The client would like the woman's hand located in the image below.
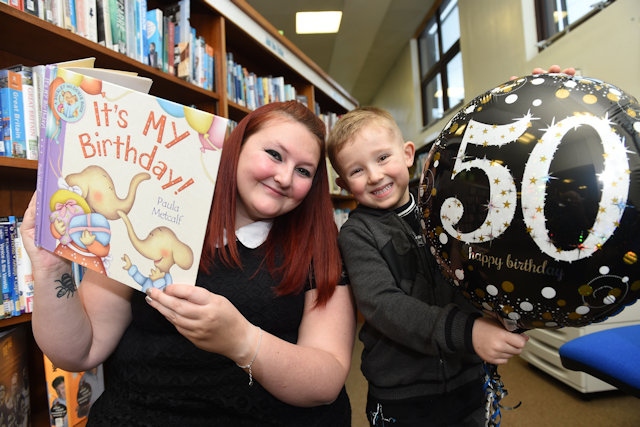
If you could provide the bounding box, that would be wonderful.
[532,64,576,75]
[145,284,256,363]
[20,193,71,273]
[511,65,577,81]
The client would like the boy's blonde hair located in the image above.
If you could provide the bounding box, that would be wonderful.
[327,106,403,176]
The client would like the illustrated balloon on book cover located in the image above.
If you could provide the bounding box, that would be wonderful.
[156,99,227,152]
[418,73,640,332]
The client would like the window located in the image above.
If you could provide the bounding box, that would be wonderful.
[536,0,615,49]
[416,0,463,128]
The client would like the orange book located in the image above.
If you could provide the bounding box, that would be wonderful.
[43,355,105,427]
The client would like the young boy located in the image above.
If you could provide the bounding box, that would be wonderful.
[327,107,528,426]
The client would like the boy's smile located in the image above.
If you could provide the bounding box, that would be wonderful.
[336,124,414,211]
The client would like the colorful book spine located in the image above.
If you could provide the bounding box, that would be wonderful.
[109,0,127,54]
[0,69,27,158]
[146,8,164,69]
[134,0,147,63]
[0,216,19,318]
[15,220,34,314]
[8,65,39,160]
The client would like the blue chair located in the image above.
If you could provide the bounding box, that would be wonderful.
[559,324,640,398]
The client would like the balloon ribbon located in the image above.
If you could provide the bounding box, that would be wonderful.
[483,362,521,427]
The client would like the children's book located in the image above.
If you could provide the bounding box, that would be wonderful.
[34,64,228,292]
[43,355,105,427]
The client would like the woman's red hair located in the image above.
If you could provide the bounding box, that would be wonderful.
[200,101,342,306]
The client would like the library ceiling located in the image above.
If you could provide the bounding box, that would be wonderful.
[245,0,436,105]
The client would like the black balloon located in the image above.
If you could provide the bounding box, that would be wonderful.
[418,73,640,330]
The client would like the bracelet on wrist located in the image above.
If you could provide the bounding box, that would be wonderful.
[236,326,263,386]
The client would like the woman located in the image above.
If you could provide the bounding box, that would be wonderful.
[21,101,356,426]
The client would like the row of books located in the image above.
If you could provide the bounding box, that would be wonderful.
[3,0,216,91]
[1,216,33,320]
[225,52,343,139]
[226,52,298,110]
[1,65,40,159]
[0,324,105,427]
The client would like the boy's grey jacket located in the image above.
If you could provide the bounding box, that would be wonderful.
[339,204,483,401]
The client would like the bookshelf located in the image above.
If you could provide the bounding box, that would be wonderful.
[0,1,357,425]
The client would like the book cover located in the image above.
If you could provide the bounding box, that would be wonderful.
[0,69,27,158]
[43,355,105,427]
[34,65,227,292]
[0,325,31,427]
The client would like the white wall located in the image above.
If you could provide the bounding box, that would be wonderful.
[371,0,640,149]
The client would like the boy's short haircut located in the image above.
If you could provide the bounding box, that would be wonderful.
[327,106,403,175]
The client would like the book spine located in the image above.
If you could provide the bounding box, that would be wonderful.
[51,0,64,27]
[109,0,127,54]
[7,217,20,316]
[24,0,38,15]
[146,9,164,69]
[85,0,98,43]
[9,65,39,160]
[134,0,147,63]
[15,221,34,314]
[166,15,175,75]
[96,0,113,50]
[7,0,24,10]
[0,70,27,158]
[74,0,88,39]
[34,64,55,249]
[62,0,77,32]
[124,0,137,60]
[0,219,16,318]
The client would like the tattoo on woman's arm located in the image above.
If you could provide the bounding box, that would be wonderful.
[55,273,77,298]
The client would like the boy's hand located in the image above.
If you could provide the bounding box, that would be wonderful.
[472,317,529,365]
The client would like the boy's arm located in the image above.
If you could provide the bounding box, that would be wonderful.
[339,220,477,355]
